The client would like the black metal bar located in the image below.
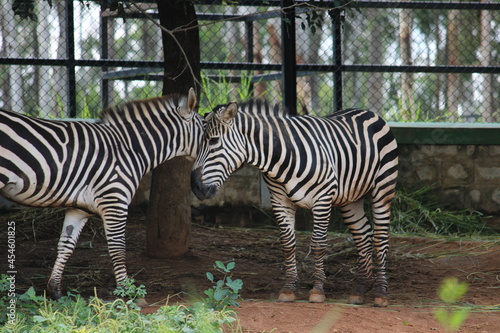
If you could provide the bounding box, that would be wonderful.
[298,64,500,74]
[245,20,255,96]
[281,0,297,115]
[66,0,76,117]
[347,0,500,10]
[207,0,500,10]
[331,8,343,112]
[100,1,109,110]
[1,57,498,75]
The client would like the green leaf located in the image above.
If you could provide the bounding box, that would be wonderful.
[226,279,243,292]
[438,278,468,304]
[448,308,470,331]
[206,272,214,282]
[215,261,227,271]
[434,308,449,328]
[227,261,235,271]
[214,289,229,301]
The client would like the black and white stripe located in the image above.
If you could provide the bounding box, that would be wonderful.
[191,100,398,306]
[1,88,203,298]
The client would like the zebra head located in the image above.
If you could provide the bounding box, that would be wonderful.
[191,102,246,200]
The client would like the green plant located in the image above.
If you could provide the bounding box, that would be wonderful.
[390,185,488,235]
[0,275,47,326]
[434,277,470,332]
[112,277,147,309]
[1,284,240,332]
[204,261,244,311]
[200,71,255,115]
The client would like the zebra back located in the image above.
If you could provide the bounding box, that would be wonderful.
[0,91,203,210]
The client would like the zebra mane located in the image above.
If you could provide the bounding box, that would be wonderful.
[98,93,186,125]
[236,99,289,118]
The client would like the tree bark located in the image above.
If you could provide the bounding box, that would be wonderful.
[146,0,200,258]
[445,9,460,122]
[479,6,495,122]
[399,8,413,120]
[366,8,384,114]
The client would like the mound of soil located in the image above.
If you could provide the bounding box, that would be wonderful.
[1,207,499,332]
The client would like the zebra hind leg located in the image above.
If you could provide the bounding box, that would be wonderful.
[370,195,394,307]
[47,209,89,299]
[340,201,375,305]
[101,209,129,292]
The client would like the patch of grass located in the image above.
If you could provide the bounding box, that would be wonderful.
[0,262,242,333]
[391,185,489,236]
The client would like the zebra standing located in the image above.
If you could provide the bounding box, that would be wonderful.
[0,88,203,299]
[191,100,398,307]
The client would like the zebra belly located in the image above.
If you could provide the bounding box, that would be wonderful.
[0,172,95,210]
[283,174,372,209]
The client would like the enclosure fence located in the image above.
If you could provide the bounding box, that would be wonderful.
[0,0,498,125]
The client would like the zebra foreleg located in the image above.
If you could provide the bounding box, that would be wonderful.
[273,203,299,302]
[47,209,89,299]
[308,205,331,303]
[340,201,374,305]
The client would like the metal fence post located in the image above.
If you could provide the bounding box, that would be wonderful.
[66,0,76,117]
[281,0,297,115]
[331,8,343,112]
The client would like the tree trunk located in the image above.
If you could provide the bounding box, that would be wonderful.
[479,7,495,122]
[445,9,460,122]
[36,1,54,117]
[1,0,23,112]
[146,0,200,258]
[399,8,413,120]
[54,0,68,117]
[366,8,385,114]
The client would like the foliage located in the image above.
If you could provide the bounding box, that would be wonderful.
[112,277,147,309]
[200,72,255,115]
[0,262,242,332]
[390,185,488,235]
[204,261,244,311]
[325,184,489,236]
[434,277,470,332]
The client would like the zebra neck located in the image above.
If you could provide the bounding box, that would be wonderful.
[243,115,287,176]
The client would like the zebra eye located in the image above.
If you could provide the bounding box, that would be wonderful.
[209,137,219,146]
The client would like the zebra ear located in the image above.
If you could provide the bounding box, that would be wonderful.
[221,102,238,123]
[179,87,197,119]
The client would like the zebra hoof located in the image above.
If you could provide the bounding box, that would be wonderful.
[308,291,326,303]
[278,292,296,302]
[348,295,365,305]
[374,296,388,307]
[47,281,63,300]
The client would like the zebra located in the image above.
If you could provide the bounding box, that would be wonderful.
[191,100,398,307]
[0,88,203,299]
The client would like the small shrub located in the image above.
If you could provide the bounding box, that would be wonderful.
[434,277,470,332]
[204,261,244,311]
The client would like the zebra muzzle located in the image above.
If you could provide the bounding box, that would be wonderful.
[190,167,218,200]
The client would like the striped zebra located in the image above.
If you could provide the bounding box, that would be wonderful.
[191,100,398,307]
[0,88,203,299]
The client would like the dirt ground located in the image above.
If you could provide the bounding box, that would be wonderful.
[1,207,499,333]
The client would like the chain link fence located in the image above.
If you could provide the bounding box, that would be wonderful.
[0,1,498,123]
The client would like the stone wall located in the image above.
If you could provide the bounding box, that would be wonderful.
[398,144,500,213]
